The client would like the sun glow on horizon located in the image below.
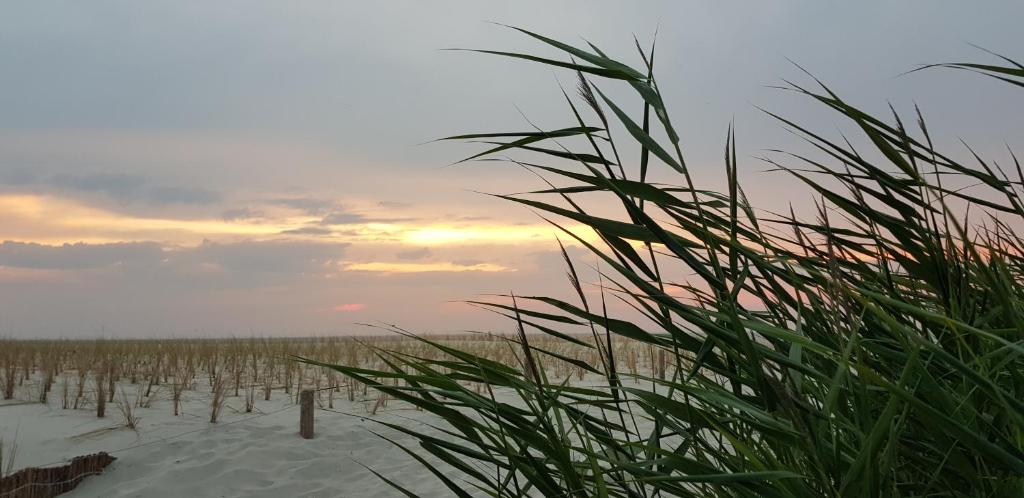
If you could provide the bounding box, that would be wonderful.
[0,193,600,249]
[401,224,598,246]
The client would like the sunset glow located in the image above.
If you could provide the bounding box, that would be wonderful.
[332,303,367,312]
[0,1,1016,341]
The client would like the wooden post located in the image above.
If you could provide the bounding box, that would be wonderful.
[96,371,106,419]
[657,349,666,381]
[300,389,314,439]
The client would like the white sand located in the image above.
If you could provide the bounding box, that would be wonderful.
[1,383,465,497]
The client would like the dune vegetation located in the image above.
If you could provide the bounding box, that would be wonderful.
[2,333,647,495]
[0,334,621,424]
[305,28,1024,497]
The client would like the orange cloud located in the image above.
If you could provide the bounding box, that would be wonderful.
[0,194,312,244]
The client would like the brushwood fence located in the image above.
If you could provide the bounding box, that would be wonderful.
[0,452,115,498]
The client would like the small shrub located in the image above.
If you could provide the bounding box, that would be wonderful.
[115,388,140,431]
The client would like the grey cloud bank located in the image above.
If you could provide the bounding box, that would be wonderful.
[1,170,222,206]
[0,239,346,274]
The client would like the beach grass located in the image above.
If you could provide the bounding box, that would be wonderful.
[305,27,1024,497]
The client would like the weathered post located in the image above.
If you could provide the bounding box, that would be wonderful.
[300,389,314,439]
[657,349,666,381]
[96,369,107,418]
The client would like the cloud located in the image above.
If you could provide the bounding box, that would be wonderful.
[50,172,146,198]
[187,239,347,274]
[333,303,366,312]
[221,207,264,221]
[377,200,412,209]
[0,239,347,275]
[281,225,333,236]
[41,172,221,205]
[451,215,493,222]
[0,168,38,185]
[320,210,412,225]
[344,261,512,273]
[319,212,368,224]
[269,197,338,215]
[148,185,220,204]
[0,240,165,270]
[267,198,413,225]
[396,247,431,260]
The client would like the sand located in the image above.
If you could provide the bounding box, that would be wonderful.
[1,382,463,497]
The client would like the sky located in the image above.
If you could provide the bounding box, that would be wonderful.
[1,1,1021,338]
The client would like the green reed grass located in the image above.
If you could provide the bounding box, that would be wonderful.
[305,28,1024,497]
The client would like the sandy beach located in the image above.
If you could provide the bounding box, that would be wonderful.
[2,378,456,497]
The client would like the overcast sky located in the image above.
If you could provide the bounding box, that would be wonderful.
[1,1,1021,337]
